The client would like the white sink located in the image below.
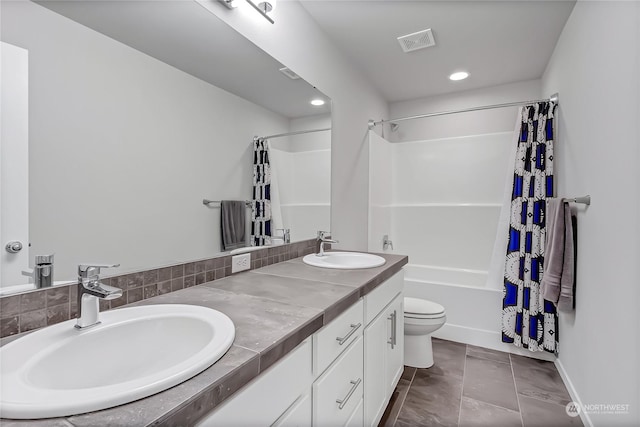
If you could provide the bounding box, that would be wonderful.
[302,252,386,269]
[0,304,235,419]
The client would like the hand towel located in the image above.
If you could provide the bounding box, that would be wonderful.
[221,200,246,251]
[541,198,575,311]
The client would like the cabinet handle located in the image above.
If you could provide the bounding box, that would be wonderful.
[336,378,362,410]
[387,310,397,349]
[335,323,361,346]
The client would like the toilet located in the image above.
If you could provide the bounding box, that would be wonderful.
[403,297,447,368]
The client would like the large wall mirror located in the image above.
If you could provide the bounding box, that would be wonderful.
[0,0,331,294]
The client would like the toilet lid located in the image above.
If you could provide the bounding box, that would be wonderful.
[404,297,445,316]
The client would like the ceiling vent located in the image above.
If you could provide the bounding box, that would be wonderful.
[279,67,301,80]
[397,28,435,53]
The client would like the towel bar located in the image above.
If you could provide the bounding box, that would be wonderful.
[203,199,252,207]
[564,195,591,205]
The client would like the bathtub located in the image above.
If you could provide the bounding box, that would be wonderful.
[402,263,554,360]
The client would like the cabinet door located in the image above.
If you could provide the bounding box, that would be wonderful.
[363,311,387,427]
[345,398,364,427]
[273,393,311,427]
[385,295,404,397]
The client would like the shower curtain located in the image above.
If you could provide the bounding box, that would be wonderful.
[251,138,272,246]
[502,101,558,354]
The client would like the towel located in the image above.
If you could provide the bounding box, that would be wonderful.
[541,198,575,311]
[221,200,246,251]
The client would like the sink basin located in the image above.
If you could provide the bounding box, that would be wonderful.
[303,252,386,269]
[0,304,235,419]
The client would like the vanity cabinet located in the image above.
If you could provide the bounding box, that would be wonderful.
[363,272,404,427]
[196,271,404,427]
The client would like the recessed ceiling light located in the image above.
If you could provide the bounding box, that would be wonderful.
[449,71,469,81]
[311,99,325,106]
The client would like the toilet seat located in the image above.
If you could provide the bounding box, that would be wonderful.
[404,297,445,319]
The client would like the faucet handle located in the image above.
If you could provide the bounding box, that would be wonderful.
[317,230,330,239]
[35,254,54,265]
[78,263,120,279]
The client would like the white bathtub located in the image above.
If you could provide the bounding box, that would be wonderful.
[402,263,554,360]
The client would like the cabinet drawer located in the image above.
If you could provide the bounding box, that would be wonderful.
[313,336,364,427]
[197,338,312,426]
[314,299,363,376]
[364,270,403,325]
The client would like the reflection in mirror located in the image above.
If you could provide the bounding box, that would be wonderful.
[269,115,332,243]
[0,0,331,295]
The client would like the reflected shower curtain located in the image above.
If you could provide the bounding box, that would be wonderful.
[251,137,272,246]
[502,101,559,354]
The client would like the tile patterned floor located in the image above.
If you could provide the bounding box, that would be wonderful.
[380,338,583,427]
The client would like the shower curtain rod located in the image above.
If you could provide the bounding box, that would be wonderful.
[255,127,331,140]
[368,93,559,129]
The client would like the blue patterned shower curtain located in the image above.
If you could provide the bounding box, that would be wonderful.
[502,102,559,353]
[251,138,272,246]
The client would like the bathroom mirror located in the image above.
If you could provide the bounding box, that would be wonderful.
[0,0,331,293]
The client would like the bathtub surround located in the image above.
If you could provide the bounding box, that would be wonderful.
[502,101,558,354]
[0,239,317,339]
[269,114,332,242]
[0,253,407,425]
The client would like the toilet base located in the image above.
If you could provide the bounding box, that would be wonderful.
[404,334,435,368]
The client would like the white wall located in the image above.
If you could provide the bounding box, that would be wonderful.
[200,0,389,250]
[1,1,290,280]
[542,1,640,425]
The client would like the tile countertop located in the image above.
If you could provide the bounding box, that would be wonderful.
[1,252,407,427]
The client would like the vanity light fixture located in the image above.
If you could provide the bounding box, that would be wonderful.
[246,0,276,24]
[218,0,237,9]
[310,99,325,106]
[449,71,469,81]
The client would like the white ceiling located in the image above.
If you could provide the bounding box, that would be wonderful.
[300,0,576,103]
[35,0,330,119]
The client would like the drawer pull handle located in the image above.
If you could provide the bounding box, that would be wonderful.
[387,310,397,349]
[336,378,362,410]
[335,323,362,345]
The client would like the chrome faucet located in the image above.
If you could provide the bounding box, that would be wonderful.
[276,228,291,244]
[316,231,338,257]
[75,263,122,329]
[22,254,55,289]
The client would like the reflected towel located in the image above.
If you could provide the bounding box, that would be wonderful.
[221,200,246,251]
[541,198,575,311]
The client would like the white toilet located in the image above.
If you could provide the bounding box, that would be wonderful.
[403,297,447,368]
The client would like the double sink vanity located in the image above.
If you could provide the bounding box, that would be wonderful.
[0,249,407,426]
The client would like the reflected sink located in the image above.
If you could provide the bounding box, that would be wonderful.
[0,304,235,419]
[303,252,386,269]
